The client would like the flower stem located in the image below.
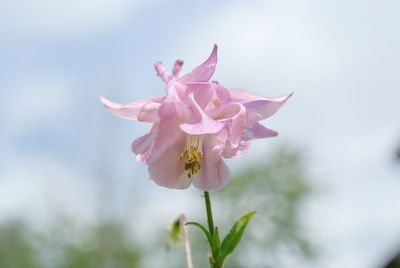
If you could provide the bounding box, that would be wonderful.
[180,214,194,268]
[204,191,214,236]
[204,191,224,268]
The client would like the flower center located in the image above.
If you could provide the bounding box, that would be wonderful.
[180,134,204,178]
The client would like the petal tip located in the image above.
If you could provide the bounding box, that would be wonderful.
[213,43,218,51]
[99,96,112,107]
[210,44,218,59]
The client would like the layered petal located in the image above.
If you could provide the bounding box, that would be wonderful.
[166,81,187,101]
[148,136,191,189]
[208,128,229,161]
[202,84,231,119]
[192,138,231,191]
[184,82,214,108]
[219,102,247,148]
[242,123,278,141]
[100,96,163,121]
[137,101,162,122]
[180,94,225,135]
[131,125,158,163]
[178,44,218,83]
[228,88,293,125]
[134,101,184,164]
[172,60,184,78]
[223,140,250,158]
[154,62,173,83]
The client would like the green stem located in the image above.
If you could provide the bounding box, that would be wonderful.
[204,191,223,268]
[204,191,214,237]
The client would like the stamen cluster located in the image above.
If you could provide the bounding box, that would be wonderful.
[180,146,202,178]
[180,134,204,178]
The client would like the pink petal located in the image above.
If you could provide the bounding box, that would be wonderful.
[184,82,214,108]
[215,84,232,104]
[192,139,230,191]
[166,81,187,101]
[228,88,293,124]
[242,123,278,141]
[208,128,229,161]
[202,84,231,119]
[148,136,191,189]
[219,102,247,148]
[137,101,161,122]
[223,140,250,158]
[154,61,173,83]
[134,101,183,164]
[178,44,218,83]
[100,96,163,121]
[131,126,158,163]
[172,60,184,78]
[180,94,225,135]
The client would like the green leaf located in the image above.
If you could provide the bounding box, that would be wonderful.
[212,227,221,259]
[218,211,257,261]
[186,221,213,249]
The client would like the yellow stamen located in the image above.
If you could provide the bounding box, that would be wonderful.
[180,134,204,178]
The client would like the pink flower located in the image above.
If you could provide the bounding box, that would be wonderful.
[100,45,292,191]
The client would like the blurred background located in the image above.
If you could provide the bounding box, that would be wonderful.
[1,0,400,267]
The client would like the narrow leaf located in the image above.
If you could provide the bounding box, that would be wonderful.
[212,227,221,258]
[219,211,257,259]
[186,221,213,249]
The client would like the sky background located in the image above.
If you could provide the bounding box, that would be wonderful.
[1,0,400,267]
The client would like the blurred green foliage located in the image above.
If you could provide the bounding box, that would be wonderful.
[0,222,41,268]
[217,146,315,267]
[0,221,141,268]
[0,146,314,268]
[61,223,141,268]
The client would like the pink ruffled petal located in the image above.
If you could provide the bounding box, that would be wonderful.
[184,82,214,108]
[242,123,278,141]
[244,97,291,124]
[192,139,230,191]
[172,60,184,78]
[208,128,228,161]
[178,44,218,83]
[201,84,231,119]
[154,62,174,83]
[166,81,187,101]
[215,84,232,105]
[219,102,247,148]
[134,101,183,164]
[148,136,191,189]
[100,96,163,121]
[223,140,250,158]
[131,125,158,163]
[137,101,162,122]
[228,88,293,124]
[180,94,225,135]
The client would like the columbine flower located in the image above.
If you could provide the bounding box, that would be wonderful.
[100,45,292,191]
